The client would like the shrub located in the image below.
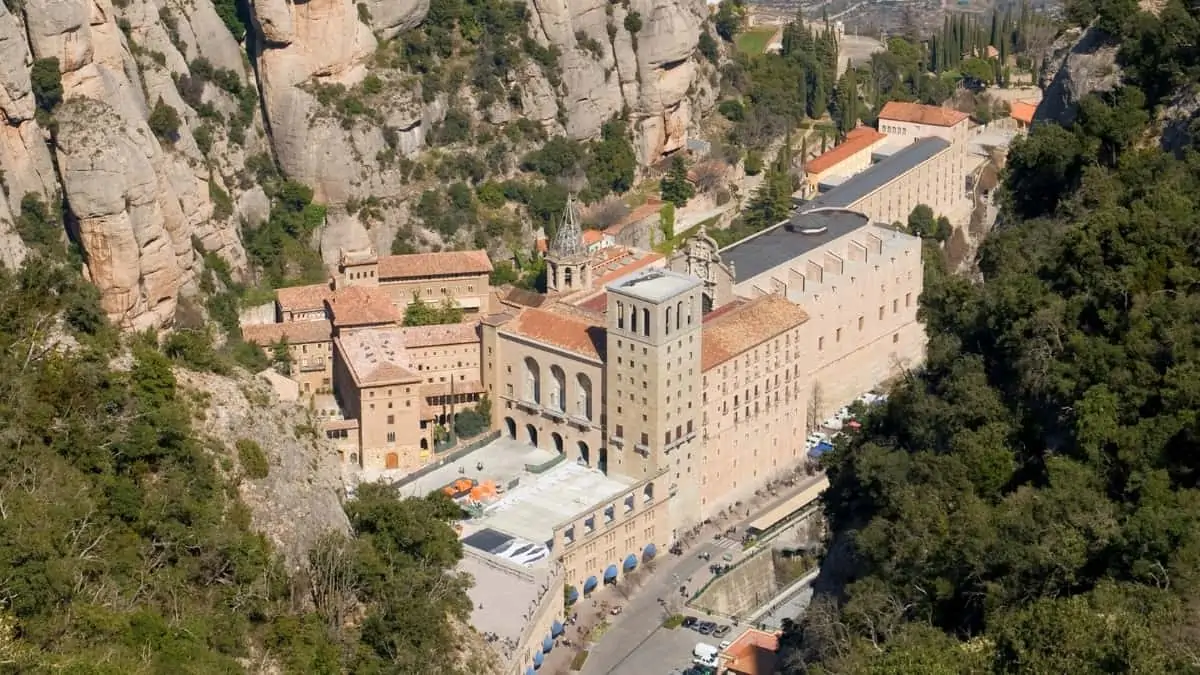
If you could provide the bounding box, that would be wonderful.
[698,31,718,62]
[362,73,383,95]
[209,179,234,220]
[624,11,643,34]
[31,58,62,113]
[236,438,269,479]
[149,97,181,143]
[453,407,489,438]
[163,328,227,373]
[194,123,214,156]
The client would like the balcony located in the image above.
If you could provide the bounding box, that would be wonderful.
[568,415,591,430]
[634,443,650,456]
[516,399,540,414]
[543,407,565,422]
[609,435,624,446]
[298,359,326,372]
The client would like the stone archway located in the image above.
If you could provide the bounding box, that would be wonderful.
[578,441,590,466]
[385,452,399,469]
[552,432,564,455]
[504,417,517,439]
[526,424,539,448]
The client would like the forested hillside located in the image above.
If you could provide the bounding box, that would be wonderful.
[783,2,1200,671]
[0,251,483,671]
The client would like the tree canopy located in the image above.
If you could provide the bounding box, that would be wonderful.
[783,8,1200,667]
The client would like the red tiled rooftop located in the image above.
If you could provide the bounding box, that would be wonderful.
[878,101,969,127]
[276,282,332,312]
[241,320,332,346]
[804,126,886,175]
[325,286,402,327]
[603,198,664,235]
[1010,100,1037,125]
[702,295,808,371]
[399,322,480,348]
[502,306,606,361]
[378,250,493,279]
[594,251,666,287]
[335,328,422,387]
[722,629,781,675]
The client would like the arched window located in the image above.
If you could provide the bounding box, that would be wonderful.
[676,301,682,330]
[526,424,539,447]
[504,417,517,439]
[552,432,564,455]
[549,365,566,411]
[665,306,672,335]
[631,304,639,333]
[642,308,650,336]
[523,357,541,404]
[576,373,593,420]
[617,302,625,329]
[578,441,590,466]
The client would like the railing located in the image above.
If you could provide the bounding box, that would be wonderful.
[389,429,502,490]
[525,453,566,474]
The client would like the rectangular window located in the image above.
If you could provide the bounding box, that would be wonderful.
[818,336,824,351]
[640,432,649,446]
[615,424,624,438]
[858,316,864,331]
[386,431,396,443]
[893,333,900,343]
[879,305,885,320]
[836,328,842,342]
[906,292,912,307]
[386,415,394,424]
[893,299,899,313]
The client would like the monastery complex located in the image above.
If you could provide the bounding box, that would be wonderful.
[240,102,993,674]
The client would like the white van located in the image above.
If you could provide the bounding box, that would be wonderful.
[693,642,719,667]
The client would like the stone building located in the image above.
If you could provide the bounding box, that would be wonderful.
[336,247,495,316]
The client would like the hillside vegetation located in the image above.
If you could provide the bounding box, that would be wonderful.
[0,253,478,672]
[783,2,1200,672]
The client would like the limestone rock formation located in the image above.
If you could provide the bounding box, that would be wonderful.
[177,367,352,568]
[1036,25,1121,126]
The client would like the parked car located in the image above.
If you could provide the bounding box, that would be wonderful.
[719,640,733,650]
[610,605,623,616]
[713,625,731,638]
[681,616,698,629]
[696,621,717,635]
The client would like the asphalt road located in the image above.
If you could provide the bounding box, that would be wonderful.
[580,481,823,675]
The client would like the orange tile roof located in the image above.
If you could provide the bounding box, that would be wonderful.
[701,295,808,371]
[335,328,423,387]
[594,251,666,287]
[378,250,493,279]
[582,230,605,245]
[603,198,664,235]
[722,629,781,675]
[805,126,886,175]
[502,306,606,361]
[325,286,402,327]
[241,320,332,345]
[322,418,360,431]
[400,322,480,348]
[878,101,969,127]
[276,282,333,313]
[1010,100,1037,125]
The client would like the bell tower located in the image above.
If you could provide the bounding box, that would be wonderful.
[545,194,593,294]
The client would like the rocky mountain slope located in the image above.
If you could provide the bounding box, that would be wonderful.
[0,0,715,329]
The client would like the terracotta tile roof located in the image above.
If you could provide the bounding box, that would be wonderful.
[583,230,604,245]
[276,282,333,313]
[499,287,550,309]
[325,286,402,328]
[335,328,423,387]
[322,418,360,431]
[1010,100,1037,125]
[701,295,808,371]
[603,198,663,235]
[399,322,480,348]
[502,306,606,362]
[878,101,969,127]
[594,250,666,287]
[378,250,493,279]
[575,291,609,313]
[805,126,886,175]
[241,320,332,345]
[722,629,781,675]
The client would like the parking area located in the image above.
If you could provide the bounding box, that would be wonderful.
[610,620,732,675]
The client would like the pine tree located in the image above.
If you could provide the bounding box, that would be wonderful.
[810,73,828,119]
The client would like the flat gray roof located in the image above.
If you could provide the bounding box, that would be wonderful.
[808,136,950,210]
[460,551,554,649]
[606,268,701,303]
[721,209,870,283]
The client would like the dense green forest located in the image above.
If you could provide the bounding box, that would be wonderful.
[783,1,1200,671]
[0,252,475,671]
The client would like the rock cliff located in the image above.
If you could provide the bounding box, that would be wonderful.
[1036,25,1121,126]
[0,0,713,328]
